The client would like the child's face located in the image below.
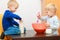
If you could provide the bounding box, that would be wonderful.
[8,3,18,12]
[47,8,56,17]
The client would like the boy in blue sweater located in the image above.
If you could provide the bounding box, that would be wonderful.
[1,0,26,39]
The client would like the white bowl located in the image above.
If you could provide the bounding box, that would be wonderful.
[45,28,52,34]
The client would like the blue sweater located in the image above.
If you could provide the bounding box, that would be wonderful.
[2,10,21,31]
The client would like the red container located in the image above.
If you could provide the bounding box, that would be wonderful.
[32,23,47,34]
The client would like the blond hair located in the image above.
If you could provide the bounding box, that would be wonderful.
[45,3,57,12]
[7,0,19,8]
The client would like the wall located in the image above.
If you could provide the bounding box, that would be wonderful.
[0,0,41,30]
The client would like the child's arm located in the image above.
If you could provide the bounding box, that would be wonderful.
[6,10,22,20]
[12,19,19,26]
[49,17,59,29]
[50,20,59,29]
[37,12,48,20]
[37,13,48,21]
[8,13,21,20]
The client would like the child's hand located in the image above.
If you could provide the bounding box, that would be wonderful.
[19,20,23,23]
[19,20,23,27]
[45,23,50,28]
[42,20,47,24]
[42,21,50,28]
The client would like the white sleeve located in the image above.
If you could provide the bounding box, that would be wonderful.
[50,17,59,29]
[40,16,48,20]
